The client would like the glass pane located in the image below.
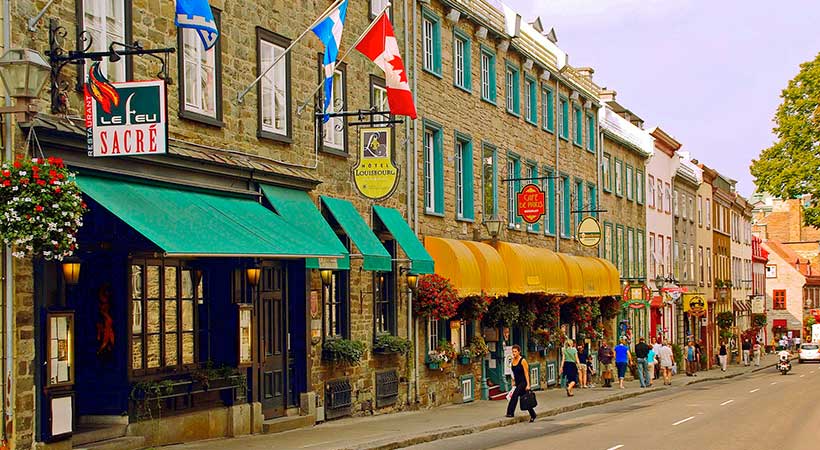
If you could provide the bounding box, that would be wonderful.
[181,269,194,299]
[197,280,204,300]
[165,300,177,332]
[165,333,178,366]
[131,265,143,299]
[132,340,143,370]
[182,333,195,364]
[146,266,160,298]
[182,300,194,332]
[132,300,142,334]
[146,300,160,334]
[146,334,160,368]
[165,266,177,298]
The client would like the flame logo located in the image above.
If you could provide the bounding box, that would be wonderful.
[84,62,120,114]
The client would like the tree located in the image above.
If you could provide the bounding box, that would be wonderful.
[750,52,820,228]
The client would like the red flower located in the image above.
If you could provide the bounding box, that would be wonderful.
[2,180,9,187]
[37,158,44,165]
[48,170,57,178]
[34,205,43,212]
[36,179,46,186]
[47,157,55,164]
[20,178,28,185]
[54,187,61,193]
[1,171,8,177]
[81,201,87,209]
[12,161,20,169]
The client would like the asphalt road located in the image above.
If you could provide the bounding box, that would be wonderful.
[405,361,820,450]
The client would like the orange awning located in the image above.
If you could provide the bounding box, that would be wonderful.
[494,242,544,294]
[423,237,482,297]
[574,256,608,297]
[594,257,622,296]
[530,247,570,296]
[462,240,509,298]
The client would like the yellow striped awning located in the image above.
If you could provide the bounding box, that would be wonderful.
[556,253,585,297]
[594,257,622,296]
[462,240,509,298]
[423,237,482,297]
[494,242,544,294]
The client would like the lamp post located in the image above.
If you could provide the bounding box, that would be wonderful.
[483,214,503,241]
[0,48,51,122]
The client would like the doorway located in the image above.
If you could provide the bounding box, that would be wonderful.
[258,264,287,418]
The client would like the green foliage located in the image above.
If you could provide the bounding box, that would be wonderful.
[671,343,683,368]
[750,52,820,228]
[457,292,490,321]
[130,379,175,421]
[515,296,537,329]
[322,337,367,364]
[482,297,519,328]
[599,296,620,320]
[373,333,412,355]
[716,311,734,330]
[467,335,490,359]
[191,361,247,392]
[752,313,767,328]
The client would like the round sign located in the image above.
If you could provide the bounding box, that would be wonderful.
[577,217,602,248]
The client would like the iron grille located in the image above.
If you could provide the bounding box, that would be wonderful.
[375,370,399,408]
[325,378,352,419]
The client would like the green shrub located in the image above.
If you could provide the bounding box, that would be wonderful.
[373,333,411,355]
[323,337,367,364]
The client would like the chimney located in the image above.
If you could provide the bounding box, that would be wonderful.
[576,67,594,80]
[599,89,616,102]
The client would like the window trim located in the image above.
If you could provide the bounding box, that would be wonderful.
[479,45,497,104]
[423,118,445,216]
[560,173,571,238]
[573,103,583,147]
[318,58,349,156]
[76,0,134,85]
[481,142,499,219]
[543,165,556,236]
[586,112,596,152]
[635,169,644,205]
[625,164,634,201]
[504,61,521,117]
[453,27,472,92]
[506,152,522,229]
[558,96,569,140]
[524,75,538,125]
[454,130,474,221]
[602,153,612,193]
[177,7,223,127]
[541,85,555,133]
[773,289,787,310]
[421,7,442,77]
[256,27,293,143]
[614,158,623,197]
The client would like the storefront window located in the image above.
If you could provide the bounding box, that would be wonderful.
[324,271,349,337]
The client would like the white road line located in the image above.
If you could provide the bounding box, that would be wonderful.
[749,388,760,393]
[606,445,624,450]
[719,400,734,406]
[672,416,695,426]
[811,371,816,374]
[800,375,805,378]
[770,381,778,385]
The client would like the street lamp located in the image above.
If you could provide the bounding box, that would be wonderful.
[399,266,418,292]
[654,274,665,292]
[0,48,50,121]
[483,214,503,240]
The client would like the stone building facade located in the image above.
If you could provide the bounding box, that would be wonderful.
[673,151,702,344]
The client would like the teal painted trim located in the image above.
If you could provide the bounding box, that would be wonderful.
[637,228,646,278]
[614,157,623,197]
[542,85,554,133]
[574,177,584,231]
[455,130,474,220]
[460,374,476,403]
[560,173,571,237]
[587,182,598,219]
[586,113,596,153]
[479,45,497,104]
[319,195,392,272]
[453,28,472,92]
[524,75,538,125]
[505,153,522,227]
[573,104,583,147]
[603,221,614,264]
[636,169,645,205]
[421,7,442,77]
[615,224,625,274]
[602,153,612,193]
[481,141,499,217]
[543,165,556,235]
[504,61,521,116]
[373,205,435,274]
[625,163,634,201]
[422,119,444,214]
[559,96,569,140]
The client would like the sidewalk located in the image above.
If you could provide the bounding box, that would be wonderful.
[161,355,781,450]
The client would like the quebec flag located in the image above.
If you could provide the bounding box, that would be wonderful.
[175,0,220,50]
[311,0,348,122]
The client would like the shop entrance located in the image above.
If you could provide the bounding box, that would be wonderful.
[258,264,287,418]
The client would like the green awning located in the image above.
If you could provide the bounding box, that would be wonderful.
[261,185,349,270]
[76,174,346,263]
[320,196,391,272]
[372,205,434,274]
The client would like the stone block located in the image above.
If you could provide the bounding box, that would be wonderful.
[299,391,316,417]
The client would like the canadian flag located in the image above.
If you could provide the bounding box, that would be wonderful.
[355,13,417,119]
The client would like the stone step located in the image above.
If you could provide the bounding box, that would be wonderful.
[79,415,129,426]
[74,436,145,450]
[71,425,127,446]
[261,415,315,434]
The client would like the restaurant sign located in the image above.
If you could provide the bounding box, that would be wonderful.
[353,127,399,200]
[577,217,602,248]
[84,63,167,157]
[683,293,707,317]
[516,184,546,223]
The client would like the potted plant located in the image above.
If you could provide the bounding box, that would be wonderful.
[414,274,462,320]
[322,336,367,365]
[467,335,490,360]
[752,313,767,328]
[427,339,455,370]
[482,298,518,329]
[457,348,473,365]
[457,292,490,321]
[373,333,411,355]
[716,311,734,330]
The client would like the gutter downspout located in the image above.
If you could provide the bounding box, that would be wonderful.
[411,0,419,405]
[3,0,13,442]
[554,77,560,253]
[596,107,602,259]
[402,0,416,407]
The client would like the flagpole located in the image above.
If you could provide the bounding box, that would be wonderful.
[296,7,390,113]
[236,0,345,104]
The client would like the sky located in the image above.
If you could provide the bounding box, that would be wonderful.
[504,0,820,196]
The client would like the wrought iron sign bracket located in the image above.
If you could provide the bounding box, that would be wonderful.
[46,18,176,114]
[501,175,561,183]
[316,109,404,127]
[570,208,608,214]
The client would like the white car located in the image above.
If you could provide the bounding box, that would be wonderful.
[799,343,820,363]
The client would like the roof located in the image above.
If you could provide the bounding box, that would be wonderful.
[649,127,682,156]
[765,240,820,278]
[599,105,653,157]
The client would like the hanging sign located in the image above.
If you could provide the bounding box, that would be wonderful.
[84,63,167,157]
[683,293,707,317]
[352,127,399,200]
[577,217,602,248]
[516,184,546,223]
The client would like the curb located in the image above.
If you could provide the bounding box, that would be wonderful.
[343,363,776,450]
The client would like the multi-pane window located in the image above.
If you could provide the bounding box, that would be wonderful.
[573,105,583,146]
[698,196,703,226]
[648,175,655,208]
[526,165,539,232]
[542,88,554,132]
[673,190,679,216]
[525,78,537,124]
[507,156,521,228]
[618,226,626,274]
[673,241,680,279]
[689,244,695,283]
[180,9,220,120]
[588,184,597,219]
[627,228,635,277]
[656,179,663,211]
[773,290,787,310]
[371,79,389,122]
[480,49,496,102]
[258,30,290,139]
[374,251,396,335]
[559,98,569,139]
[636,170,644,204]
[604,223,614,263]
[649,233,656,278]
[664,183,671,213]
[666,237,672,274]
[325,271,349,337]
[707,248,712,286]
[422,13,441,75]
[698,246,704,286]
[614,159,623,196]
[625,165,634,201]
[602,154,612,192]
[706,199,712,228]
[322,69,346,151]
[574,179,584,227]
[688,197,694,223]
[423,126,444,214]
[586,113,596,152]
[454,136,473,220]
[130,260,198,373]
[427,318,440,352]
[561,175,571,237]
[453,30,471,90]
[455,140,464,219]
[637,230,645,277]
[370,0,391,16]
[482,145,497,217]
[83,0,126,82]
[543,167,555,235]
[505,65,520,115]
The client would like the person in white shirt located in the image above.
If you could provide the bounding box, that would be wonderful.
[652,337,663,380]
[658,341,675,385]
[753,340,762,367]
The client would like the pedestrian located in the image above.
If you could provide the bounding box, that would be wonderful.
[658,340,675,385]
[718,340,728,371]
[694,340,703,372]
[633,337,651,388]
[559,339,580,397]
[742,338,751,366]
[505,345,537,422]
[652,337,663,379]
[753,339,761,367]
[646,346,656,387]
[614,337,631,389]
[577,343,588,388]
[598,341,615,388]
[685,340,698,376]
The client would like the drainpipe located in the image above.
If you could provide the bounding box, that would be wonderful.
[410,0,419,405]
[596,107,602,259]
[554,77,560,253]
[3,0,13,442]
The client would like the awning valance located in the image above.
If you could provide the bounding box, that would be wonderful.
[733,300,751,313]
[424,237,481,297]
[77,175,346,261]
[261,185,350,270]
[574,256,610,297]
[373,206,434,274]
[319,196,392,272]
[772,319,787,328]
[462,241,509,298]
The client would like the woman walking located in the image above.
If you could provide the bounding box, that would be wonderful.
[505,345,537,422]
[559,339,581,396]
[577,343,589,388]
[658,340,674,385]
[614,337,631,389]
[718,340,728,371]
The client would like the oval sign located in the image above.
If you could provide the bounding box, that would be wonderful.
[577,216,602,248]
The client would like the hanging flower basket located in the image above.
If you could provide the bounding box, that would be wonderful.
[413,274,462,320]
[0,156,85,260]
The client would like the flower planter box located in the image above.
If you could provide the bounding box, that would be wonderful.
[427,361,441,370]
[373,347,401,356]
[458,355,472,365]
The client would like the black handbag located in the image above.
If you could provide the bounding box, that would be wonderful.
[520,390,538,410]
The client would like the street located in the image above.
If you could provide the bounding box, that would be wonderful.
[405,362,820,450]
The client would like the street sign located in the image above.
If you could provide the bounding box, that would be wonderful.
[352,127,399,200]
[516,184,546,224]
[577,217,602,248]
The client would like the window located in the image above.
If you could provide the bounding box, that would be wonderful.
[586,113,595,152]
[574,179,584,228]
[604,223,614,263]
[179,8,222,123]
[625,165,634,201]
[480,47,496,103]
[507,155,521,228]
[673,189,679,216]
[614,159,623,196]
[559,97,569,140]
[766,265,777,278]
[689,244,695,283]
[636,170,644,204]
[637,229,645,278]
[505,64,520,115]
[130,260,199,373]
[421,11,441,76]
[627,228,635,277]
[370,76,391,123]
[706,198,712,228]
[321,65,347,152]
[682,245,688,280]
[525,77,537,124]
[455,133,474,220]
[588,184,597,219]
[658,234,665,276]
[602,154,612,192]
[427,318,440,353]
[682,194,687,220]
[664,183,671,213]
[648,175,655,208]
[656,179,664,211]
[561,175,571,237]
[614,225,622,271]
[688,196,694,223]
[257,29,291,141]
[374,241,396,334]
[423,122,444,214]
[482,144,498,217]
[544,167,556,235]
[698,196,703,226]
[526,165,539,232]
[617,226,626,274]
[453,29,471,91]
[707,248,712,286]
[698,246,704,286]
[82,0,128,82]
[773,290,787,310]
[573,105,583,146]
[370,0,391,17]
[325,271,349,337]
[673,241,680,279]
[666,237,672,274]
[542,87,554,132]
[649,233,656,278]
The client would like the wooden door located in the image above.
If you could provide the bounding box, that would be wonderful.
[259,264,286,418]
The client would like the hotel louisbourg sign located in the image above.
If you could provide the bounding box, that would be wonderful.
[85,63,168,157]
[353,127,399,200]
[517,184,546,223]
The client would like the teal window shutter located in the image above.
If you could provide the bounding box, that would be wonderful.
[574,106,583,146]
[463,139,474,219]
[589,184,598,219]
[434,130,444,213]
[575,179,584,228]
[587,113,596,152]
[545,168,556,235]
[529,165,539,232]
[561,175,570,236]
